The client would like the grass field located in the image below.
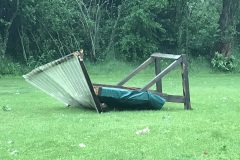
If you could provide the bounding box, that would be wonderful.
[0,62,240,160]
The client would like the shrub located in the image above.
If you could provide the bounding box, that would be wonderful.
[0,58,28,75]
[211,52,238,72]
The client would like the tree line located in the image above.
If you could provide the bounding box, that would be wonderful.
[0,0,239,73]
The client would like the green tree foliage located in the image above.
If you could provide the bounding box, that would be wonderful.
[0,0,240,74]
[0,0,19,59]
[18,1,86,65]
[115,0,168,61]
[187,0,221,56]
[16,0,122,65]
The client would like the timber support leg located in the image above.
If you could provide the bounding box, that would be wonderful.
[181,54,191,110]
[155,58,162,93]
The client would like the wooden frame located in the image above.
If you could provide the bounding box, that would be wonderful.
[98,53,191,110]
[68,53,191,111]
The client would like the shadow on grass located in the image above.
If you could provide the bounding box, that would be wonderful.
[48,103,187,115]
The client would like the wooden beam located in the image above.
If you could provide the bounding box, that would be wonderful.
[140,58,182,91]
[162,95,185,103]
[117,57,154,86]
[155,58,162,93]
[155,94,185,103]
[78,57,102,113]
[151,53,181,60]
[93,83,139,90]
[181,55,191,110]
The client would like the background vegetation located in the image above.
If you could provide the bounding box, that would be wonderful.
[0,0,240,75]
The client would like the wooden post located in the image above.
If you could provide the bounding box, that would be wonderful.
[181,54,191,110]
[155,58,162,93]
[78,57,102,113]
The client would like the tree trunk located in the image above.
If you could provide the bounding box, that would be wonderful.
[215,0,239,57]
[0,0,19,59]
[175,0,189,55]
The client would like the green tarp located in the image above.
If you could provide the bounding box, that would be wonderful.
[97,87,166,110]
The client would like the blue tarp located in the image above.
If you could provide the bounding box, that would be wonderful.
[97,87,166,110]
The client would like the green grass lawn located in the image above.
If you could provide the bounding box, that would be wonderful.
[0,66,240,159]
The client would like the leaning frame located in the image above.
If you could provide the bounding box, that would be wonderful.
[105,53,191,110]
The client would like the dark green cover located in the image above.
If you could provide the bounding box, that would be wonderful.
[97,87,165,110]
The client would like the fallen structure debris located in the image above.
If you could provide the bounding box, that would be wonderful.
[23,51,191,112]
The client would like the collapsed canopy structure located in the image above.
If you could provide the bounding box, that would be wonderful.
[23,52,102,112]
[23,52,191,113]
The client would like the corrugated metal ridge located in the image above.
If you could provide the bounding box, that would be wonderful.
[23,53,76,79]
[22,52,99,112]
